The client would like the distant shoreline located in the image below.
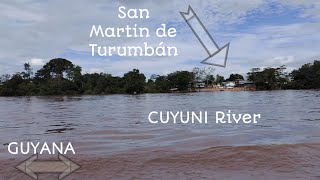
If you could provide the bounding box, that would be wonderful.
[1,89,319,97]
[1,59,319,96]
[195,87,252,92]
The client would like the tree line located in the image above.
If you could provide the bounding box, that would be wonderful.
[0,58,319,96]
[247,60,320,90]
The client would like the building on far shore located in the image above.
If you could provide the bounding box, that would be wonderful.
[224,82,236,88]
[235,80,256,90]
[192,79,257,92]
[195,82,205,88]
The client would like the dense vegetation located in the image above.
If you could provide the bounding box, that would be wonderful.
[0,58,319,96]
[290,61,320,89]
[247,60,320,90]
[247,65,288,90]
[0,58,195,96]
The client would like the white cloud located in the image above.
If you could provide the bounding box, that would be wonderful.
[0,1,45,23]
[30,58,45,66]
[0,0,319,78]
[276,0,320,19]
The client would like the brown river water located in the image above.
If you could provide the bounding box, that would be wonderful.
[0,90,320,179]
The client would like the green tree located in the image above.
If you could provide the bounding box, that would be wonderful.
[0,74,11,85]
[247,68,261,82]
[247,66,289,90]
[215,74,225,84]
[36,58,75,79]
[206,75,215,86]
[0,63,37,96]
[155,75,170,92]
[167,71,194,91]
[145,74,160,93]
[193,67,205,83]
[290,60,320,89]
[21,63,33,80]
[123,69,146,94]
[0,74,25,96]
[34,58,80,95]
[226,74,244,81]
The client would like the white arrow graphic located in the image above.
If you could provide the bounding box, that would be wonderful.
[180,5,230,67]
[16,154,80,180]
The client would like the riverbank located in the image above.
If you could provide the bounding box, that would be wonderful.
[196,87,250,92]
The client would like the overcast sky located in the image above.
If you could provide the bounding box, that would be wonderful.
[1,0,320,78]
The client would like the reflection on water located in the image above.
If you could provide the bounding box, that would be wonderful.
[0,90,320,156]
